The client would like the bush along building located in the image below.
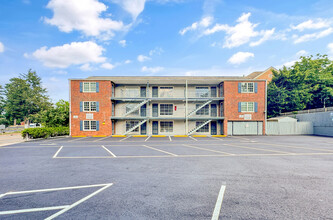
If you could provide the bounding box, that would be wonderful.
[69,76,267,137]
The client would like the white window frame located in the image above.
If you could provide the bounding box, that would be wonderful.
[196,121,209,133]
[160,121,173,133]
[195,104,209,116]
[83,120,97,131]
[124,86,140,98]
[83,101,97,112]
[241,82,254,93]
[83,82,97,93]
[126,121,140,132]
[195,87,210,98]
[241,102,254,112]
[159,86,174,98]
[159,103,173,116]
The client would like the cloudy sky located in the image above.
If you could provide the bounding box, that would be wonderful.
[1,0,333,102]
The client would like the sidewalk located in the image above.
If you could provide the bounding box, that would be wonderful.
[0,133,24,147]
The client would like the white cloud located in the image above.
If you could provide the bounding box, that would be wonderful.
[80,63,93,71]
[149,47,164,56]
[328,43,333,53]
[30,41,106,68]
[249,28,275,47]
[296,50,308,57]
[293,27,333,43]
[203,12,274,48]
[291,19,331,31]
[119,40,126,47]
[228,52,254,65]
[179,16,213,35]
[0,42,4,53]
[101,62,115,70]
[124,59,131,64]
[111,0,146,20]
[49,77,59,82]
[45,0,125,39]
[141,66,164,73]
[137,54,151,62]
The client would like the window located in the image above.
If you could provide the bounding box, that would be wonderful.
[196,104,209,115]
[196,121,209,133]
[126,121,139,132]
[83,101,97,112]
[83,82,97,92]
[241,102,254,112]
[159,87,173,97]
[241,83,254,93]
[196,87,209,97]
[160,104,173,115]
[125,87,139,98]
[83,121,97,131]
[126,104,139,115]
[160,121,173,133]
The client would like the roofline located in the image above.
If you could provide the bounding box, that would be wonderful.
[254,66,278,79]
[68,77,267,82]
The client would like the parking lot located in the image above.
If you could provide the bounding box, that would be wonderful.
[1,135,333,219]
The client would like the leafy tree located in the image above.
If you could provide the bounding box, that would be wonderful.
[30,100,69,127]
[268,54,333,117]
[4,70,51,124]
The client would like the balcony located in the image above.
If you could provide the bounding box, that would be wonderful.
[111,89,224,101]
[111,105,224,120]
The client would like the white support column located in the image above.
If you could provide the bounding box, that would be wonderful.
[185,80,188,135]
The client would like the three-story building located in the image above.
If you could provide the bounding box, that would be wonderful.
[69,76,267,136]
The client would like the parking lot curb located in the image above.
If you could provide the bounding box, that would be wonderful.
[132,135,148,137]
[174,135,188,137]
[25,135,70,142]
[92,135,107,137]
[212,135,227,137]
[72,136,87,138]
[112,135,126,137]
[152,135,167,137]
[192,135,207,137]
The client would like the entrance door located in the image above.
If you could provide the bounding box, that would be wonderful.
[152,121,158,135]
[211,121,217,135]
[140,104,146,117]
[141,122,147,135]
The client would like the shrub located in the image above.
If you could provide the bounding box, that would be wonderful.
[22,127,69,139]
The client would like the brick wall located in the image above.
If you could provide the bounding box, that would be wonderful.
[223,81,266,135]
[70,80,112,136]
[256,69,274,83]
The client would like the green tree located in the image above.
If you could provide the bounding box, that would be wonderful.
[30,100,69,127]
[4,70,51,124]
[268,54,333,117]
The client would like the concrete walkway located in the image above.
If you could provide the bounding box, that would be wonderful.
[0,133,24,147]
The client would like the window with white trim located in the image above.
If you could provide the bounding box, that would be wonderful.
[160,121,173,133]
[196,104,209,115]
[83,101,97,112]
[159,87,173,97]
[196,87,209,97]
[196,121,209,132]
[241,82,254,93]
[160,104,173,115]
[126,104,139,115]
[241,102,254,112]
[83,120,97,131]
[126,121,139,132]
[83,82,97,92]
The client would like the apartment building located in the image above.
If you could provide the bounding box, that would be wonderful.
[69,76,267,137]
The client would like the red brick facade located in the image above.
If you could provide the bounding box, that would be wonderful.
[223,81,266,135]
[70,80,112,136]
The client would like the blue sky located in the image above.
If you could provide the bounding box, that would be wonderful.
[1,0,333,102]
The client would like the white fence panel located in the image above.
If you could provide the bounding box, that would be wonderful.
[267,121,313,135]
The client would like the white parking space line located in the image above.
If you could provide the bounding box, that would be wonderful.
[258,142,333,153]
[224,143,294,154]
[211,185,226,220]
[0,206,69,215]
[92,136,111,142]
[189,136,198,141]
[67,137,89,142]
[0,183,113,196]
[142,145,178,156]
[53,146,63,158]
[45,183,113,220]
[145,136,151,142]
[183,144,235,156]
[209,136,224,141]
[169,136,172,141]
[101,145,117,157]
[119,136,131,142]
